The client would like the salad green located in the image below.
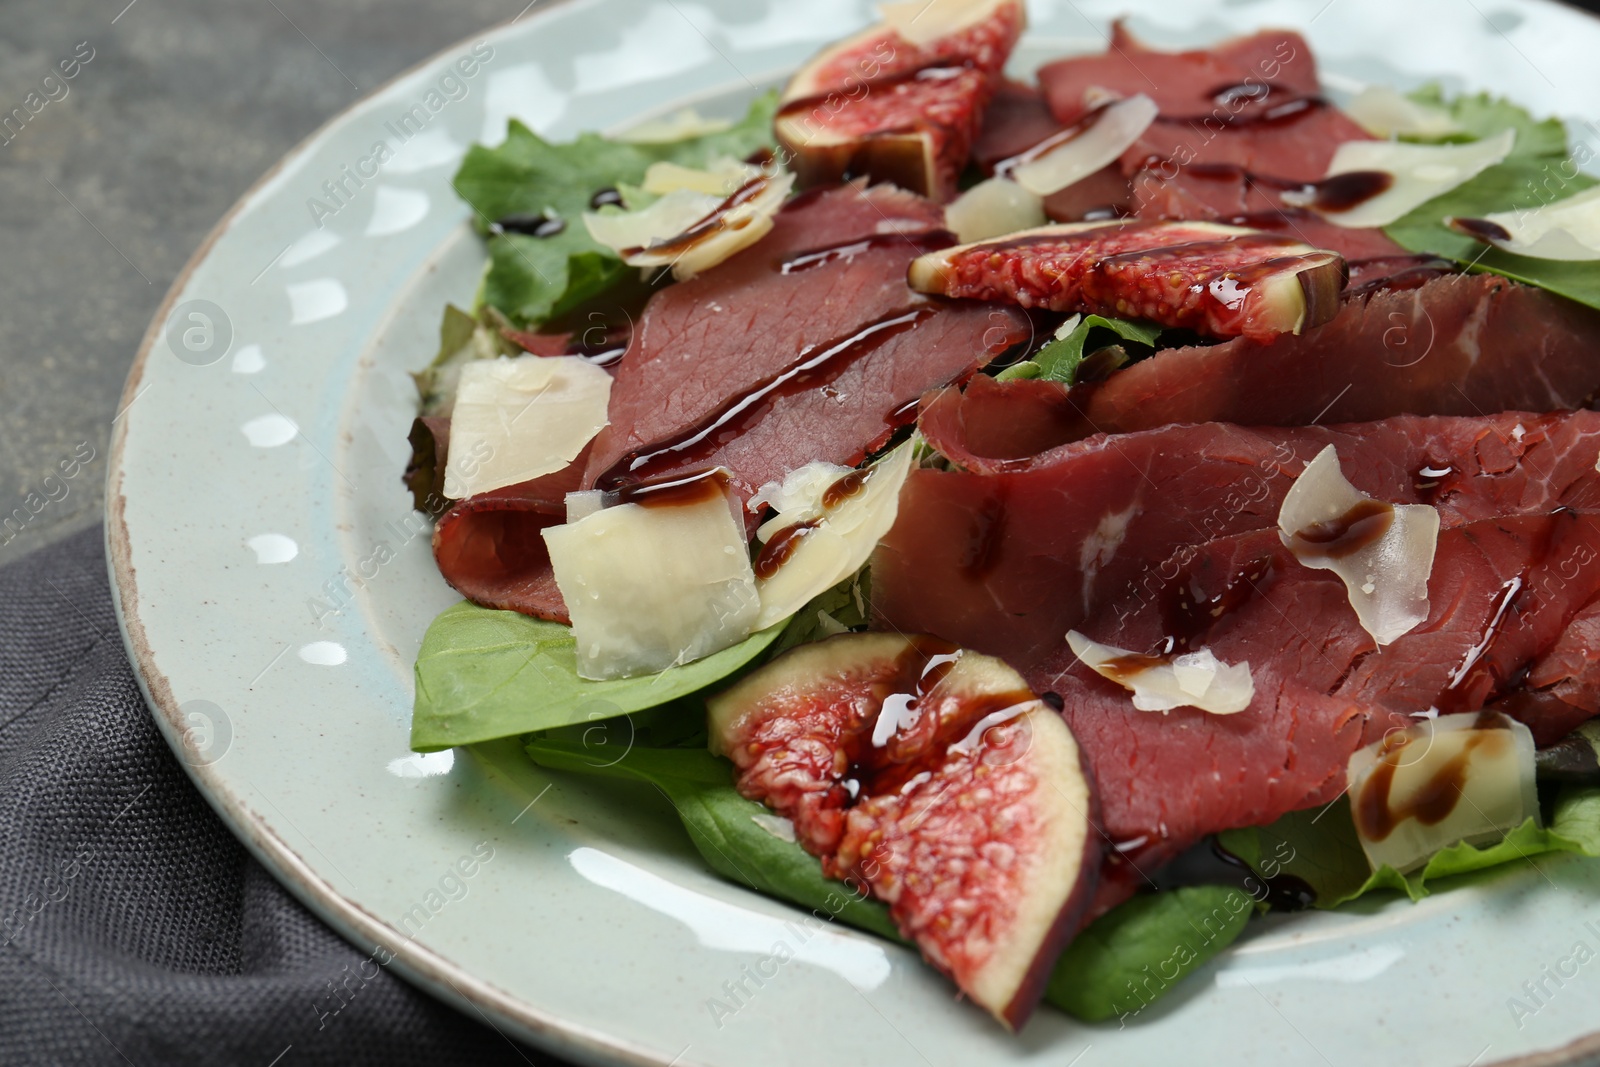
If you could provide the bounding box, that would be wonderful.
[452,93,778,326]
[1383,88,1600,311]
[524,733,1255,1021]
[1220,788,1600,909]
[997,314,1164,384]
[410,601,785,752]
[409,50,1600,1029]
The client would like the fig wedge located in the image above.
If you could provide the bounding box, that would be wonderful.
[708,632,1100,1028]
[774,0,1025,201]
[908,219,1347,341]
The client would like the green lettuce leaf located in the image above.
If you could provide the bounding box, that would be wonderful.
[1382,89,1600,311]
[997,315,1164,384]
[525,734,1254,1021]
[1217,788,1600,909]
[409,601,785,752]
[1046,885,1254,1023]
[452,93,778,326]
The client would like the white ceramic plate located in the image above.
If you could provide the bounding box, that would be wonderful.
[108,1,1600,1064]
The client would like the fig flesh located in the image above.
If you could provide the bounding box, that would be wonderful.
[908,219,1347,341]
[774,0,1025,201]
[707,632,1099,1028]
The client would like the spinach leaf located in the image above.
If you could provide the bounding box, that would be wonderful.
[998,315,1164,384]
[526,735,1254,1021]
[1046,885,1254,1023]
[523,737,904,941]
[1382,89,1600,312]
[452,93,778,326]
[409,601,785,752]
[1218,789,1600,909]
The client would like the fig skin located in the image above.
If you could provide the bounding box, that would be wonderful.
[709,632,1102,1028]
[773,0,1026,202]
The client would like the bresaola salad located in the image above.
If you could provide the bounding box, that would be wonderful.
[405,0,1600,1030]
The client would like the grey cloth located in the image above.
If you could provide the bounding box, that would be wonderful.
[0,525,554,1066]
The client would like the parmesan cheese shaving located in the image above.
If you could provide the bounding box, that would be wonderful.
[1346,711,1537,874]
[584,163,795,279]
[944,177,1046,244]
[1278,445,1439,646]
[1292,129,1515,228]
[1448,184,1600,261]
[442,356,611,499]
[543,484,759,680]
[1065,631,1255,715]
[753,443,915,629]
[1010,94,1158,197]
[1342,85,1462,139]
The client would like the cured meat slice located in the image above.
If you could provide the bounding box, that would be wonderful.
[926,273,1600,456]
[1071,273,1600,435]
[1039,25,1319,127]
[1492,593,1600,746]
[1040,25,1370,177]
[584,182,1030,504]
[434,182,1031,623]
[1042,511,1600,871]
[874,411,1600,673]
[430,451,590,622]
[973,80,1065,173]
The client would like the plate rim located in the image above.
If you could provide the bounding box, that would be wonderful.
[100,3,685,1063]
[101,2,1600,1064]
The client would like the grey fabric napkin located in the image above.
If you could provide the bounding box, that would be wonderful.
[0,525,553,1066]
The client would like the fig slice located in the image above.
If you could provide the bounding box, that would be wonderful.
[707,632,1100,1028]
[908,219,1347,341]
[774,0,1025,201]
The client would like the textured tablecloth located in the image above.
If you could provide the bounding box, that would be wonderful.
[0,526,551,1066]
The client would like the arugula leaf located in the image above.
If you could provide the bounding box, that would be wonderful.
[998,315,1164,384]
[524,738,905,941]
[1382,89,1600,312]
[1046,886,1254,1023]
[1404,85,1572,159]
[1218,789,1600,909]
[453,93,778,326]
[770,568,871,655]
[410,601,785,752]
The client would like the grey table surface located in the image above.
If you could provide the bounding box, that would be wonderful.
[0,0,512,567]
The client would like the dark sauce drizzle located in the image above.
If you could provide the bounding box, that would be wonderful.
[838,636,1039,795]
[779,230,955,275]
[620,175,771,258]
[1355,711,1511,842]
[596,307,935,489]
[1173,162,1393,213]
[608,467,731,509]
[754,519,820,579]
[1286,499,1395,561]
[992,99,1117,178]
[491,211,567,238]
[588,187,625,210]
[1449,216,1514,244]
[1160,556,1274,652]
